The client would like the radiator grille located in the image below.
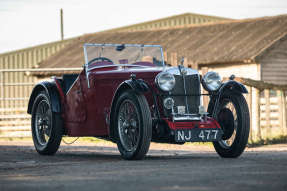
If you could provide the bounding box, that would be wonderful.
[164,74,200,115]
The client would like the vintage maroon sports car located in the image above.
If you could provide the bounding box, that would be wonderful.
[27,44,250,160]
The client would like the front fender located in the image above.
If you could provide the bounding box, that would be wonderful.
[27,81,62,114]
[108,78,151,141]
[218,80,248,94]
[208,80,248,117]
[124,78,149,94]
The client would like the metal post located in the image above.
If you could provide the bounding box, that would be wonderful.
[60,9,64,40]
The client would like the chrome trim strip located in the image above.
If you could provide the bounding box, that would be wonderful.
[83,45,90,88]
[160,47,165,69]
[182,72,190,113]
[172,115,202,121]
[66,76,80,95]
[84,43,163,48]
[198,73,203,106]
[87,64,151,72]
[165,67,199,76]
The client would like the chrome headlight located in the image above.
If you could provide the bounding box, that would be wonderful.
[156,72,175,91]
[202,71,221,91]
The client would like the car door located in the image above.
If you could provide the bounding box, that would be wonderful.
[64,74,87,123]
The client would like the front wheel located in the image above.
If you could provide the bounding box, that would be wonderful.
[31,91,63,155]
[210,93,250,158]
[114,90,152,160]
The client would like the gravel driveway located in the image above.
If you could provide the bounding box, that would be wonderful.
[0,141,286,191]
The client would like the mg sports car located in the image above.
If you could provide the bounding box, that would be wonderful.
[27,44,250,160]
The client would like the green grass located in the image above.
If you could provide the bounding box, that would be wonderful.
[247,135,287,147]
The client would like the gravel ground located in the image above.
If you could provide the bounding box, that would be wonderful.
[0,140,287,191]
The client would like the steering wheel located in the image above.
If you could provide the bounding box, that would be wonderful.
[88,57,113,65]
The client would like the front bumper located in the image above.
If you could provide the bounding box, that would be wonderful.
[163,117,223,142]
[164,117,221,130]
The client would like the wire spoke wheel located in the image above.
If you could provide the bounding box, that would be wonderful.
[114,90,152,160]
[31,91,63,155]
[118,100,140,152]
[210,93,250,158]
[35,100,52,146]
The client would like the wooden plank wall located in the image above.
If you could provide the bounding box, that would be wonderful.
[260,35,287,85]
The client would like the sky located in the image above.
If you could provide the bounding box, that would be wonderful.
[0,0,286,54]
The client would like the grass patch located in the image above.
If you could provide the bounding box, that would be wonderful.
[248,135,287,147]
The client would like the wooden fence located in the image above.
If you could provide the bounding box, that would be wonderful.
[235,77,287,142]
[0,68,81,138]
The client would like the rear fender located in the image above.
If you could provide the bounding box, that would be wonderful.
[27,81,62,114]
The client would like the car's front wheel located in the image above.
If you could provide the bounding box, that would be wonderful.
[31,91,63,155]
[211,93,250,158]
[114,90,152,160]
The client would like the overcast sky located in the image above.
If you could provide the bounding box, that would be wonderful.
[0,0,286,54]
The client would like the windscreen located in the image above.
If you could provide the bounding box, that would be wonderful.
[84,44,164,67]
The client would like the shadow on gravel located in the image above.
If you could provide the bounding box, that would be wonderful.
[0,145,220,165]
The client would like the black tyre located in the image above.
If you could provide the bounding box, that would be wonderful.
[114,90,152,160]
[31,91,63,155]
[209,93,250,158]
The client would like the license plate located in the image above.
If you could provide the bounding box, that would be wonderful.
[175,128,223,142]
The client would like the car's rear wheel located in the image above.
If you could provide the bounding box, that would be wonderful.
[211,93,250,158]
[31,91,63,155]
[114,90,152,160]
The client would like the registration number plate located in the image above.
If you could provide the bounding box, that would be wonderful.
[175,129,223,142]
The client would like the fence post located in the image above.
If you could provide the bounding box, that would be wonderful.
[163,52,167,64]
[247,86,253,143]
[264,89,271,139]
[0,71,4,108]
[192,62,198,70]
[255,88,262,141]
[277,90,284,136]
[283,91,287,135]
[170,52,177,66]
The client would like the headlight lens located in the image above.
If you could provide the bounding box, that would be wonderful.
[156,72,175,91]
[202,71,221,91]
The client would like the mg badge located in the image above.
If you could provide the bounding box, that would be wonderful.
[177,106,186,114]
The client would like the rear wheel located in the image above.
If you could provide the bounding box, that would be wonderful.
[114,90,152,160]
[210,93,250,158]
[31,91,63,155]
